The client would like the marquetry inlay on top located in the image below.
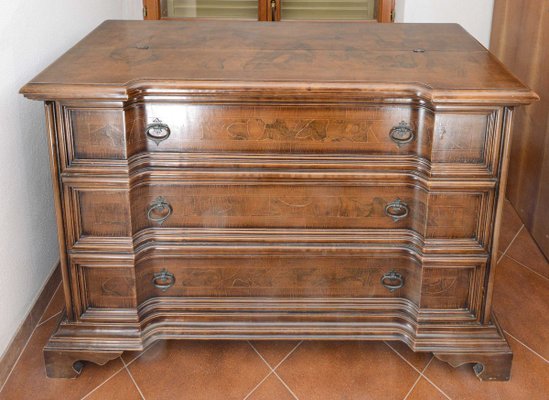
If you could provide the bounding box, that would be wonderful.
[21,21,536,103]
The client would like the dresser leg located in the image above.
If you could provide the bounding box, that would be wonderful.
[43,349,123,378]
[433,352,513,381]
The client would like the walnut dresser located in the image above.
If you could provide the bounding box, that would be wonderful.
[21,21,537,380]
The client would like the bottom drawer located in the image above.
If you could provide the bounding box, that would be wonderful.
[134,255,422,305]
[68,253,486,322]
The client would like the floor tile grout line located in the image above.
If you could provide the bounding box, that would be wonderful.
[244,342,284,400]
[242,370,275,400]
[247,341,278,372]
[247,341,303,400]
[499,224,524,262]
[272,341,303,370]
[271,369,300,400]
[385,345,453,400]
[418,358,453,400]
[37,310,63,327]
[79,361,127,400]
[421,356,434,374]
[0,281,64,394]
[402,357,437,400]
[504,330,549,364]
[384,341,423,375]
[0,322,42,394]
[123,342,158,368]
[266,342,303,400]
[247,341,303,372]
[505,254,549,282]
[420,375,452,400]
[402,374,422,400]
[36,281,63,325]
[121,357,147,400]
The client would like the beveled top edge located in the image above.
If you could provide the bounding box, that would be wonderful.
[20,80,539,105]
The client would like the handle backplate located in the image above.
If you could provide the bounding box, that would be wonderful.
[152,269,175,292]
[147,196,173,225]
[381,270,405,292]
[146,118,171,145]
[385,198,409,222]
[389,121,415,146]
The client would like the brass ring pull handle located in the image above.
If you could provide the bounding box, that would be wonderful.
[385,198,409,222]
[389,121,415,146]
[381,271,405,292]
[152,269,175,292]
[145,118,170,145]
[147,196,173,225]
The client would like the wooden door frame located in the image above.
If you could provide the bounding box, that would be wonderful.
[143,0,394,22]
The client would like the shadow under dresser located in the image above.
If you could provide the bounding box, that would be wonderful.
[20,20,537,381]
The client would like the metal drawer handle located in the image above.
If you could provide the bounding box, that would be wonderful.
[147,196,173,225]
[385,198,409,222]
[389,121,415,146]
[152,269,175,292]
[381,270,405,292]
[146,118,170,145]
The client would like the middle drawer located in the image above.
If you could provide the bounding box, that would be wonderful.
[132,183,425,231]
[64,179,491,250]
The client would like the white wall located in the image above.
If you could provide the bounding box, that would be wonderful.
[0,0,142,359]
[394,0,495,48]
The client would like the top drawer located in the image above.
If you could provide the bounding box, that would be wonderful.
[125,104,431,156]
[62,103,500,175]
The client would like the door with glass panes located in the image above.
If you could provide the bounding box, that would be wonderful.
[143,0,394,22]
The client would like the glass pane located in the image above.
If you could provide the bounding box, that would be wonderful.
[281,0,376,20]
[161,0,258,19]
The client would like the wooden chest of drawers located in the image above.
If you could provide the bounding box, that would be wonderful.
[21,21,537,380]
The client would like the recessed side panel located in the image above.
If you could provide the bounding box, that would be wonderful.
[426,190,494,250]
[420,263,486,321]
[61,183,133,250]
[77,190,131,238]
[431,110,502,177]
[69,260,138,321]
[65,108,127,161]
[82,267,137,309]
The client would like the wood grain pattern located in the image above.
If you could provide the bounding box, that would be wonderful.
[135,255,422,302]
[20,21,537,104]
[66,108,126,160]
[125,104,432,155]
[19,21,536,380]
[491,0,549,259]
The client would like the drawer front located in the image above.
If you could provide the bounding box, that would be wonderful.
[135,255,422,304]
[67,253,486,321]
[125,104,431,157]
[62,104,500,176]
[63,180,492,249]
[131,183,426,231]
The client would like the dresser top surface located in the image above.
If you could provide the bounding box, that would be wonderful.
[21,20,537,104]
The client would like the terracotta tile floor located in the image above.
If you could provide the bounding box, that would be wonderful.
[1,200,548,400]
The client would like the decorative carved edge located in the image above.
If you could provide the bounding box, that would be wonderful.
[43,348,122,379]
[433,351,512,381]
[20,81,539,106]
[42,307,513,379]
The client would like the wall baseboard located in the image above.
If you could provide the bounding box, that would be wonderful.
[0,263,61,389]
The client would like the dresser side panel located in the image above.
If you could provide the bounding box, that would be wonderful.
[44,102,75,320]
